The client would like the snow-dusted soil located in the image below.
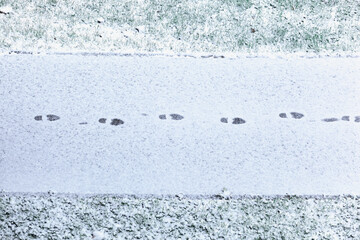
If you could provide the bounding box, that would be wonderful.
[1,193,359,239]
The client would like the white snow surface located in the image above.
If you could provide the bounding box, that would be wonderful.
[0,55,360,195]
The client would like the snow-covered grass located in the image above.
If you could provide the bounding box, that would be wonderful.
[1,193,360,239]
[0,0,359,54]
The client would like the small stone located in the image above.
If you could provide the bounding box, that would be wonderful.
[97,17,104,23]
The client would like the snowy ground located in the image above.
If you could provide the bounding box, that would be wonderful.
[2,56,360,240]
[1,0,360,239]
[1,55,360,196]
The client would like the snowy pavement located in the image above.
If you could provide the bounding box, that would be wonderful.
[0,54,360,195]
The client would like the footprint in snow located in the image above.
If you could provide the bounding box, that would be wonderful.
[221,117,246,124]
[279,112,304,119]
[34,114,60,121]
[159,114,184,120]
[322,116,360,122]
[342,116,350,121]
[322,117,339,122]
[98,118,124,126]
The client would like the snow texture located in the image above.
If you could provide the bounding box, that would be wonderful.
[1,0,359,237]
[1,55,360,195]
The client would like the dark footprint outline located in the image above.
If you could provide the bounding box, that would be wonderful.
[290,112,304,119]
[110,118,124,126]
[279,112,304,119]
[322,118,339,122]
[34,114,60,121]
[220,117,228,123]
[98,118,124,126]
[99,118,107,123]
[323,116,359,122]
[220,117,246,124]
[159,114,184,120]
[279,113,287,118]
[232,117,246,124]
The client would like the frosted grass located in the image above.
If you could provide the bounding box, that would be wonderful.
[0,0,359,54]
[1,194,360,239]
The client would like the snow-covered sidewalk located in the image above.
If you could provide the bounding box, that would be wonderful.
[1,54,359,195]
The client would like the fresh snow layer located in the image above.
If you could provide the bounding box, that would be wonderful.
[1,55,360,195]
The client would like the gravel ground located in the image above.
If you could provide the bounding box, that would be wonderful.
[1,193,360,240]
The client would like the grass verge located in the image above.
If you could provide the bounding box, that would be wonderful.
[0,0,359,54]
[1,194,360,239]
